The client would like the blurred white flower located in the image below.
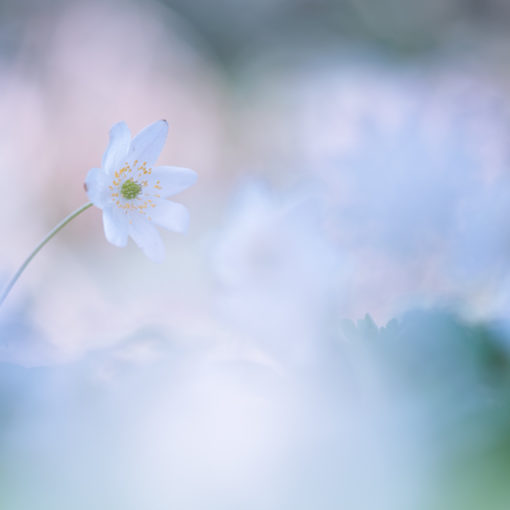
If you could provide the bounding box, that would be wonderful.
[239,59,510,321]
[212,182,339,366]
[85,120,197,261]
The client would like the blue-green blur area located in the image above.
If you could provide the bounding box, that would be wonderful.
[2,0,510,508]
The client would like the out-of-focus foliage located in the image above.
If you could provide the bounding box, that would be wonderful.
[2,310,510,509]
[342,311,510,510]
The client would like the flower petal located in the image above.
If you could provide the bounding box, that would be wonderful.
[150,198,189,233]
[103,206,129,247]
[148,166,197,197]
[85,167,109,208]
[127,120,168,168]
[128,214,165,262]
[102,121,131,175]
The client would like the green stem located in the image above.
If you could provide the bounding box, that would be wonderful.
[0,201,93,307]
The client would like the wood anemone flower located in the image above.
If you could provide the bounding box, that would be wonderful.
[85,120,197,261]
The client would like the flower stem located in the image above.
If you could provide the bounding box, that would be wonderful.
[0,201,93,307]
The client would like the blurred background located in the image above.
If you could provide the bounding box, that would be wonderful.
[2,0,510,508]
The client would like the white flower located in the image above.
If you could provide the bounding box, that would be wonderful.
[85,120,197,262]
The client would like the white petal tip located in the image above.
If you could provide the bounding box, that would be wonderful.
[175,206,190,233]
[110,120,128,133]
[184,169,198,183]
